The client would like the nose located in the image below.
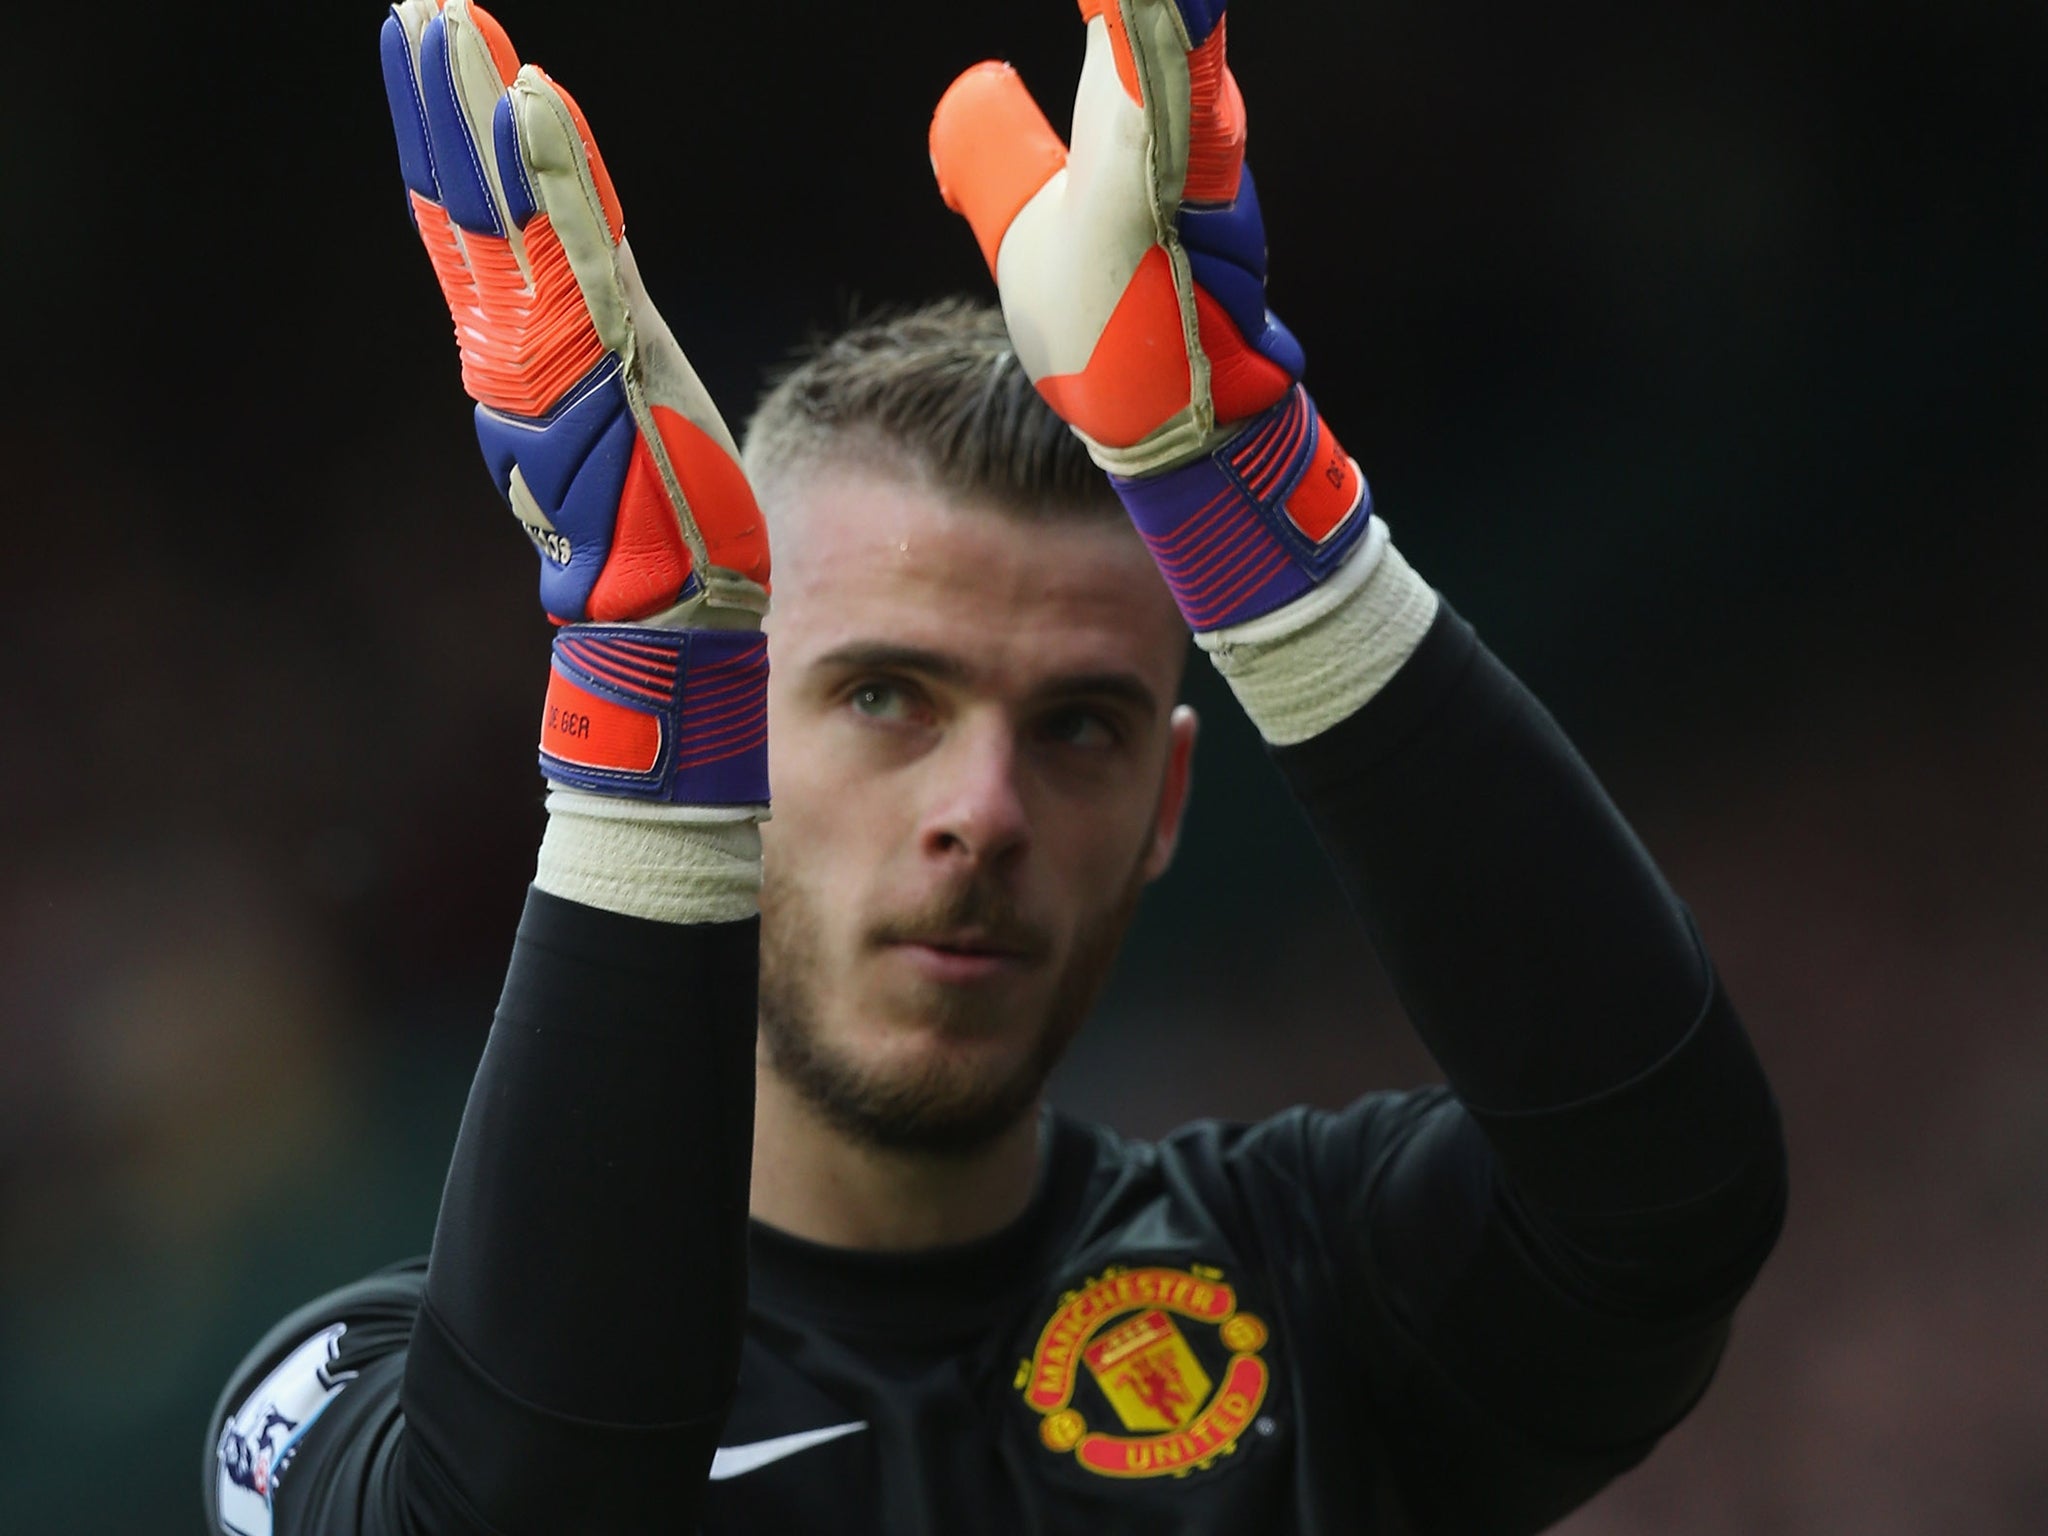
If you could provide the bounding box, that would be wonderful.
[918,714,1031,872]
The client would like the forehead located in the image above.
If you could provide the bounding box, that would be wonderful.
[763,460,1186,693]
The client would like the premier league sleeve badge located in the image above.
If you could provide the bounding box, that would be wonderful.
[214,1323,357,1536]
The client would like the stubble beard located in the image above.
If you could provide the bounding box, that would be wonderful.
[757,857,1150,1158]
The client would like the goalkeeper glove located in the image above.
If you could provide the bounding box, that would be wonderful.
[929,0,1373,638]
[380,0,767,808]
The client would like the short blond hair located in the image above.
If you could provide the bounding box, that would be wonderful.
[740,299,1120,520]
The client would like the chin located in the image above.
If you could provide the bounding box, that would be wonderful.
[766,990,1079,1158]
[758,898,1113,1155]
[853,1001,1048,1080]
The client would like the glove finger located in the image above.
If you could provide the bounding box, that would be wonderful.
[379,0,443,200]
[458,0,522,83]
[418,0,521,235]
[1075,0,1145,108]
[1169,0,1227,41]
[1063,4,1160,222]
[930,63,1069,277]
[507,67,631,354]
[1179,10,1244,203]
[1069,0,1241,208]
[507,70,625,240]
[1077,0,1228,103]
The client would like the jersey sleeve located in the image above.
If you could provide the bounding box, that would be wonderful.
[1261,603,1789,1533]
[202,1264,426,1536]
[204,888,760,1535]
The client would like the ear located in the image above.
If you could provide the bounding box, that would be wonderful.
[1140,705,1199,882]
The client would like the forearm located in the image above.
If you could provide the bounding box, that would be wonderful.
[1229,585,1785,1504]
[1279,601,1702,1104]
[1274,594,1784,1257]
[401,832,759,1534]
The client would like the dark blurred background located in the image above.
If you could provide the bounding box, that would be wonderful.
[4,0,2044,1529]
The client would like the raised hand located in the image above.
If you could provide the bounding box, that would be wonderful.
[380,2,769,804]
[380,0,768,630]
[930,1,1372,633]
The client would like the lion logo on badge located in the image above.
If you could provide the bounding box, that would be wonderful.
[1016,1264,1272,1479]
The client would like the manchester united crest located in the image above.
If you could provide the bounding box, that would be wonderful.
[1016,1264,1272,1479]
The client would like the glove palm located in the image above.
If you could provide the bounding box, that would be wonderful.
[930,0,1371,635]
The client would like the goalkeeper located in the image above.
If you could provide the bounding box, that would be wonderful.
[206,2,1787,1532]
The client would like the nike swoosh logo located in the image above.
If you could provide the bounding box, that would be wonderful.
[708,1421,867,1481]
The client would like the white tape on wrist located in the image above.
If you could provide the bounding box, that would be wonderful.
[1196,523,1439,746]
[534,787,762,924]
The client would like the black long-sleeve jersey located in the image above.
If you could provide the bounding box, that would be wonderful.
[205,606,1788,1536]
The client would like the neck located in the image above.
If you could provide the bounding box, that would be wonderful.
[749,1060,1045,1251]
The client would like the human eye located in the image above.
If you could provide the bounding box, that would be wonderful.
[1037,705,1121,752]
[845,678,927,726]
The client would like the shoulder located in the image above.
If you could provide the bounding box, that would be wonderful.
[1059,1087,1461,1243]
[1151,1088,1459,1195]
[210,1258,429,1424]
[203,1259,427,1536]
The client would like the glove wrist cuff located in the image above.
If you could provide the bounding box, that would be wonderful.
[1198,527,1439,746]
[539,625,768,805]
[534,796,761,924]
[1109,385,1372,632]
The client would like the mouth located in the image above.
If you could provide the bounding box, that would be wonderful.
[883,933,1042,984]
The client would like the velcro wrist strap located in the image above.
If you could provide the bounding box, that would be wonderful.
[1110,385,1373,632]
[539,626,768,805]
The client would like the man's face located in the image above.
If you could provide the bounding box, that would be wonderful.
[757,457,1195,1156]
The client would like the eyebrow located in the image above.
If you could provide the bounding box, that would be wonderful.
[811,642,971,685]
[809,642,1159,715]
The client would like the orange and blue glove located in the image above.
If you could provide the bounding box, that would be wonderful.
[930,0,1374,635]
[380,0,768,805]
